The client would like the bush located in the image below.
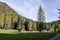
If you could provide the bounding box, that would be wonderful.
[56,29,60,33]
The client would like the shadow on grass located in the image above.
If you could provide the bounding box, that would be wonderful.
[0,32,56,40]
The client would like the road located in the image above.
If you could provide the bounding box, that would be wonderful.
[49,33,60,40]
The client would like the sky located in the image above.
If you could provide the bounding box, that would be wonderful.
[0,0,60,22]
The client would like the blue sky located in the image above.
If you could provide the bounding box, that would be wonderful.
[0,0,60,22]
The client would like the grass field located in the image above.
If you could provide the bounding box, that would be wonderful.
[0,29,56,40]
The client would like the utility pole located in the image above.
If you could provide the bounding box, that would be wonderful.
[58,9,60,28]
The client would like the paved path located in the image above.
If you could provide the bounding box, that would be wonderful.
[49,33,60,40]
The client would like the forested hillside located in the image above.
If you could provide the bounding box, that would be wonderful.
[0,2,59,32]
[0,2,18,29]
[0,2,37,31]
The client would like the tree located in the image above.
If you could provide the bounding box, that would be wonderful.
[38,6,45,22]
[37,5,45,32]
[24,21,29,31]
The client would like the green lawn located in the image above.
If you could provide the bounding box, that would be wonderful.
[0,29,56,40]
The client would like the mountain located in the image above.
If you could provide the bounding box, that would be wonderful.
[0,2,37,31]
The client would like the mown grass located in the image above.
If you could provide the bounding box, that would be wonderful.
[0,29,56,40]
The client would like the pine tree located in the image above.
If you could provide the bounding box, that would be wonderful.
[38,6,45,22]
[37,5,45,32]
